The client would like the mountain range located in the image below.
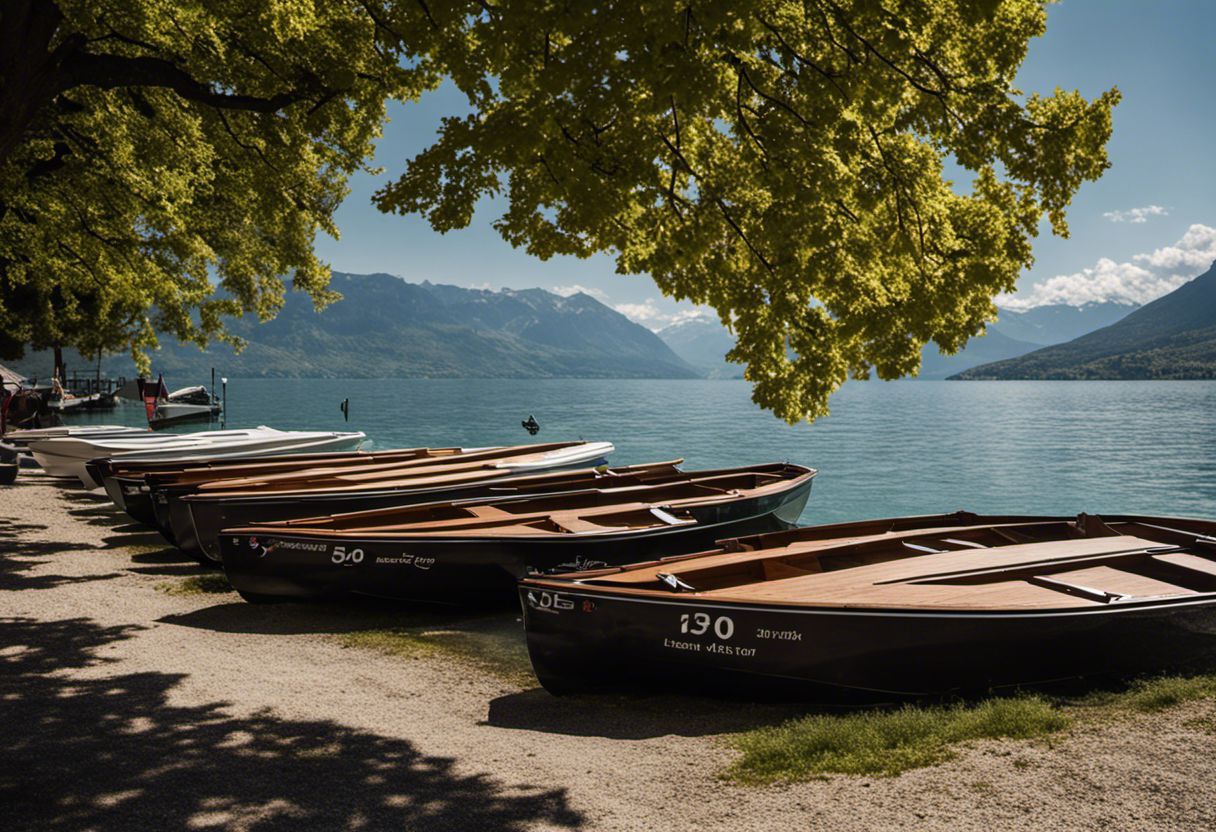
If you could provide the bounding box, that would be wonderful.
[657,317,745,379]
[11,273,698,381]
[655,302,1142,381]
[915,301,1139,379]
[954,262,1216,380]
[11,266,1208,384]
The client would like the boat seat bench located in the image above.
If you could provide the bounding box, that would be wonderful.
[582,532,1216,609]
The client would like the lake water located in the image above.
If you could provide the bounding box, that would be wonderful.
[78,379,1216,523]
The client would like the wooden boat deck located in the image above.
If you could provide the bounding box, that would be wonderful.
[185,460,689,504]
[121,446,459,484]
[225,465,814,539]
[540,514,1216,611]
[186,442,587,492]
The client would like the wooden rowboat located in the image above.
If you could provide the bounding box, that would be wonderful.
[174,442,616,560]
[218,463,815,604]
[96,445,466,522]
[177,460,680,564]
[102,440,612,537]
[519,512,1216,697]
[30,427,367,488]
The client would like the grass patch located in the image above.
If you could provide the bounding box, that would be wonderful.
[337,618,533,686]
[338,629,442,659]
[725,673,1216,784]
[1072,673,1216,713]
[725,695,1069,782]
[1117,675,1216,712]
[1184,714,1216,735]
[157,573,234,596]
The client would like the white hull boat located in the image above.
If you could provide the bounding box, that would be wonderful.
[2,425,148,448]
[129,380,224,429]
[149,401,223,427]
[30,427,366,487]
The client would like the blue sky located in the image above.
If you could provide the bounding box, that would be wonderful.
[314,0,1216,328]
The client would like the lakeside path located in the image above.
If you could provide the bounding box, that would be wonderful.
[3,471,1216,831]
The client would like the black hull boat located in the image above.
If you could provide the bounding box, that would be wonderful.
[519,512,1216,698]
[101,446,479,528]
[177,461,696,563]
[173,445,633,562]
[96,440,613,534]
[218,465,814,604]
[91,445,467,518]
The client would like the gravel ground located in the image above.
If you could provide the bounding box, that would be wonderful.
[2,471,1215,831]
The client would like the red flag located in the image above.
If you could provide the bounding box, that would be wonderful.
[1,385,11,434]
[142,374,168,424]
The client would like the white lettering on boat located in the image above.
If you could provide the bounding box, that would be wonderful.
[331,545,364,566]
[375,554,436,570]
[663,638,701,652]
[244,537,329,556]
[555,556,609,571]
[755,628,802,641]
[274,540,329,553]
[525,590,574,613]
[705,643,756,657]
[680,612,735,640]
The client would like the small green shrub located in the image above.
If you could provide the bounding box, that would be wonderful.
[726,696,1069,782]
[157,574,234,596]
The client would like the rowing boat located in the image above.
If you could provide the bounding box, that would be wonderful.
[95,445,474,522]
[112,441,613,550]
[173,441,616,559]
[519,512,1216,697]
[29,427,366,488]
[2,425,147,449]
[218,463,815,604]
[158,460,675,560]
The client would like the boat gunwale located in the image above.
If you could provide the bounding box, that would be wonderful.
[518,575,1216,618]
[217,466,816,542]
[179,459,688,504]
[517,512,1216,613]
[186,440,613,494]
[106,445,463,481]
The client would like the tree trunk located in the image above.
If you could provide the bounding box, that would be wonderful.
[53,343,64,382]
[0,0,69,169]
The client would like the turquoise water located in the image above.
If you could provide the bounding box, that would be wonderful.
[76,379,1216,524]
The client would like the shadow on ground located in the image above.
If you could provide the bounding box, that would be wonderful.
[0,519,123,591]
[0,616,583,830]
[66,505,132,526]
[485,688,804,740]
[161,597,518,637]
[166,599,805,739]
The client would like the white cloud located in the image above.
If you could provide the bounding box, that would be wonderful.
[1103,205,1169,224]
[1132,224,1216,271]
[613,298,713,331]
[551,283,712,329]
[999,223,1216,310]
[551,284,609,301]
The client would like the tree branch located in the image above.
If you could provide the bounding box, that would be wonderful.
[59,51,333,114]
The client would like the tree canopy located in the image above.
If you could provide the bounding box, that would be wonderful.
[0,0,1117,421]
[0,0,430,366]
